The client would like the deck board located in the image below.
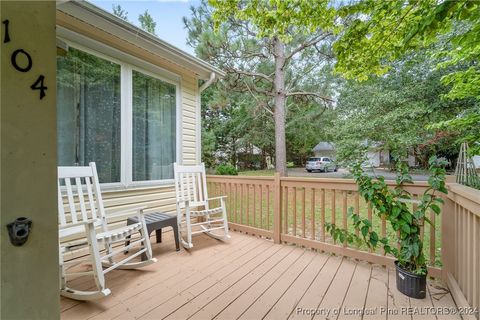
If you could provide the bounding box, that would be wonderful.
[161,243,284,319]
[263,253,329,320]
[189,245,296,320]
[127,236,272,319]
[60,231,460,320]
[363,265,389,320]
[215,247,306,320]
[238,250,316,319]
[428,282,462,320]
[312,258,357,320]
[289,256,343,320]
[337,261,372,320]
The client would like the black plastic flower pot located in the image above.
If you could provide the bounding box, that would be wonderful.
[394,261,426,299]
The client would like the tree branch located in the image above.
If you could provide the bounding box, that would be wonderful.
[225,67,274,83]
[286,91,334,103]
[242,78,274,97]
[285,33,332,63]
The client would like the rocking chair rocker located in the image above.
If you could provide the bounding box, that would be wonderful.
[174,163,230,249]
[58,162,156,300]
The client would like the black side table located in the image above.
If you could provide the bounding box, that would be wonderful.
[125,212,180,259]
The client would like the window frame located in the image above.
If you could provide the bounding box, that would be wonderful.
[57,28,182,190]
[128,66,180,187]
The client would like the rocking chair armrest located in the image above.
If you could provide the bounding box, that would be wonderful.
[106,206,148,221]
[207,196,228,202]
[59,219,99,230]
[177,199,190,208]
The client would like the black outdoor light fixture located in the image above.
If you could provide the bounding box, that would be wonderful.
[6,217,32,246]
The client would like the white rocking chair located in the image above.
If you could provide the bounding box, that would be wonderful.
[174,163,230,249]
[58,162,156,300]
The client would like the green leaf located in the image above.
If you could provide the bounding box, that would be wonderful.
[431,204,441,214]
[402,224,410,234]
[361,225,369,237]
[362,219,372,228]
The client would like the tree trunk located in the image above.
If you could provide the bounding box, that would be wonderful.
[273,37,288,176]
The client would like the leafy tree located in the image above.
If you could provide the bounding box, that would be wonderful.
[112,4,128,21]
[331,49,471,166]
[333,1,480,154]
[139,10,157,35]
[286,100,336,165]
[332,1,479,95]
[429,110,480,155]
[200,82,276,169]
[195,0,335,175]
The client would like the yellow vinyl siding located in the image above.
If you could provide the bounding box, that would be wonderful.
[181,77,199,164]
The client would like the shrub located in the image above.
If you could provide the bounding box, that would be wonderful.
[326,156,447,275]
[215,163,238,175]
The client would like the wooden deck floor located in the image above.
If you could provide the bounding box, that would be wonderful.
[61,231,460,320]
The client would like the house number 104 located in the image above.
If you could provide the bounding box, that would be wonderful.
[2,19,47,100]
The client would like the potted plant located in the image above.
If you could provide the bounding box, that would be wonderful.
[326,156,447,298]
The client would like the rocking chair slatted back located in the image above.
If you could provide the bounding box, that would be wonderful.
[58,162,106,236]
[174,163,209,208]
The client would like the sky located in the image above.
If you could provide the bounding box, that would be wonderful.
[91,0,201,55]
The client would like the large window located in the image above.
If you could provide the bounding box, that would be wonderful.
[57,45,178,186]
[57,47,121,183]
[133,71,176,181]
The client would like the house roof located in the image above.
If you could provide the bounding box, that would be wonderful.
[313,142,335,152]
[56,0,225,81]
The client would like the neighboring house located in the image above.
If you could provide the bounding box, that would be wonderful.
[313,142,335,158]
[56,1,224,259]
[236,144,263,156]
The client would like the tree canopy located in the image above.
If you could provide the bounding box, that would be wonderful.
[185,0,336,174]
[331,48,471,166]
[206,0,479,160]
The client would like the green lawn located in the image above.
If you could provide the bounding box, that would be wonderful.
[238,169,275,176]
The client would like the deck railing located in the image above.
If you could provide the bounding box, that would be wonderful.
[207,174,440,276]
[442,183,480,317]
[207,174,480,314]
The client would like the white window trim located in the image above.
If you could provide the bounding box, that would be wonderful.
[57,28,182,190]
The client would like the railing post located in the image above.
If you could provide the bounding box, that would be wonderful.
[441,191,455,283]
[273,172,282,244]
